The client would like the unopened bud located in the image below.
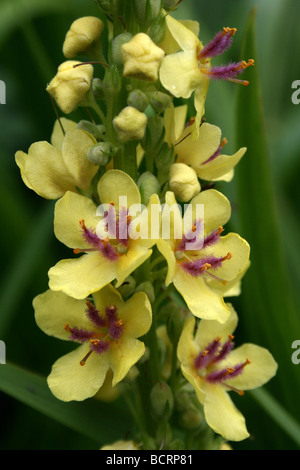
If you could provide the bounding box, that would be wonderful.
[137,171,160,206]
[122,33,165,82]
[163,0,179,10]
[113,106,147,142]
[127,89,149,112]
[169,163,201,202]
[150,382,174,419]
[77,120,103,140]
[134,0,162,26]
[92,78,104,100]
[117,276,136,298]
[111,32,133,67]
[179,409,203,430]
[135,281,155,304]
[149,91,172,112]
[46,61,93,114]
[63,17,104,58]
[86,142,117,165]
[102,65,122,96]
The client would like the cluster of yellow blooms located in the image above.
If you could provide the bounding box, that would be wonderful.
[15,1,277,450]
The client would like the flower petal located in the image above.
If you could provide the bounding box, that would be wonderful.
[198,147,246,181]
[50,118,77,150]
[119,291,152,338]
[173,268,230,323]
[205,233,250,282]
[225,343,278,391]
[33,289,90,340]
[47,344,108,401]
[164,104,188,146]
[61,129,98,191]
[54,191,100,249]
[189,189,231,236]
[157,239,176,286]
[160,50,200,99]
[116,245,152,287]
[48,252,117,299]
[175,123,221,167]
[177,316,199,365]
[109,338,146,386]
[97,169,141,209]
[195,303,238,349]
[16,142,75,199]
[165,14,200,52]
[201,382,249,441]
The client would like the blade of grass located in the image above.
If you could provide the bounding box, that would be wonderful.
[234,8,300,416]
[250,388,300,448]
[0,362,133,444]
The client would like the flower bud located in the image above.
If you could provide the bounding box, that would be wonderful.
[150,382,174,419]
[111,32,133,67]
[63,17,104,58]
[134,0,162,26]
[127,89,149,112]
[92,78,104,100]
[113,106,147,142]
[148,11,167,44]
[135,281,155,304]
[149,91,172,112]
[141,115,165,153]
[122,33,165,82]
[179,409,203,430]
[137,171,160,206]
[96,0,117,15]
[167,305,189,344]
[169,163,201,202]
[102,65,121,96]
[77,120,103,140]
[86,142,117,165]
[46,61,93,114]
[117,276,136,298]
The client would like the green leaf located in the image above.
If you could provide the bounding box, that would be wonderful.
[250,388,300,448]
[234,8,300,416]
[0,362,134,445]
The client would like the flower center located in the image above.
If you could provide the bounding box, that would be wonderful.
[175,221,231,284]
[64,301,124,366]
[194,335,251,395]
[73,203,133,260]
[197,26,254,86]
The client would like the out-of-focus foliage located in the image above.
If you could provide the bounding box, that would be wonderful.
[0,0,299,449]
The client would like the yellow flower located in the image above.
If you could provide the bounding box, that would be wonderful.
[63,16,104,59]
[48,169,159,299]
[169,162,201,202]
[113,106,147,142]
[157,191,250,323]
[160,16,254,138]
[122,33,165,82]
[33,284,152,401]
[15,118,98,199]
[46,61,94,114]
[177,305,277,441]
[164,103,246,182]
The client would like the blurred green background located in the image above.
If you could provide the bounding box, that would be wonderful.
[0,0,300,450]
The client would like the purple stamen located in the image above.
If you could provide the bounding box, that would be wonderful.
[176,219,204,252]
[194,337,221,369]
[68,326,95,343]
[86,301,107,328]
[202,61,248,81]
[198,29,234,60]
[181,254,226,277]
[210,336,235,364]
[79,220,118,261]
[90,339,110,355]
